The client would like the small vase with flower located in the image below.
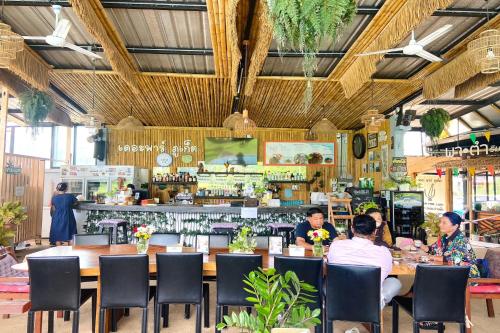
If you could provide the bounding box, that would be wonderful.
[133,224,156,254]
[307,228,330,257]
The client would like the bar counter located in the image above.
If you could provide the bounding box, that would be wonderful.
[77,203,317,245]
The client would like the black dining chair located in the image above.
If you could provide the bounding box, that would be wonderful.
[27,256,86,333]
[154,253,206,333]
[215,254,263,333]
[99,255,150,333]
[326,264,381,333]
[392,265,470,333]
[149,233,181,246]
[274,256,324,333]
[73,234,110,246]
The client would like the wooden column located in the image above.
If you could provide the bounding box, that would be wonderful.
[0,87,9,192]
[444,168,453,212]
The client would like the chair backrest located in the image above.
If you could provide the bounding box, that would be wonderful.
[99,255,149,308]
[149,233,181,246]
[326,264,381,324]
[216,254,262,306]
[413,265,470,323]
[73,233,110,246]
[274,256,323,308]
[209,234,230,249]
[253,236,269,249]
[156,253,203,304]
[27,256,81,311]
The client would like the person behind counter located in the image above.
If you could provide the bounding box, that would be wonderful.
[49,182,78,246]
[420,212,480,278]
[295,207,338,250]
[327,214,402,307]
[365,208,393,247]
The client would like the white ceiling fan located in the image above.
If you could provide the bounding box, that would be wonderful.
[22,5,101,59]
[356,24,453,62]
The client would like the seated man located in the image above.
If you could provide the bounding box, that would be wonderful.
[295,207,338,250]
[327,214,401,307]
[365,207,393,248]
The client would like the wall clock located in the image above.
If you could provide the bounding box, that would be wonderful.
[156,153,173,167]
[352,134,366,159]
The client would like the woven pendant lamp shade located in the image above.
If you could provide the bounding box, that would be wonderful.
[0,22,24,68]
[222,111,242,130]
[115,115,144,131]
[311,118,337,134]
[361,109,384,133]
[233,109,256,138]
[468,29,500,74]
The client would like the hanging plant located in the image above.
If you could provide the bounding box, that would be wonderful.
[266,0,356,110]
[19,90,53,130]
[420,108,450,143]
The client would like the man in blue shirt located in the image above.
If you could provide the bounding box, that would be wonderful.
[295,207,338,250]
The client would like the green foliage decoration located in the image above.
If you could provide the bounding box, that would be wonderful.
[0,201,28,246]
[354,201,379,215]
[421,212,441,237]
[216,268,321,333]
[19,90,53,131]
[420,108,450,142]
[229,226,257,253]
[266,0,356,110]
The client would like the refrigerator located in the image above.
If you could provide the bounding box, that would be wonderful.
[60,165,149,201]
[389,191,424,238]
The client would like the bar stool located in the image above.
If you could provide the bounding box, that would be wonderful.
[211,222,238,240]
[97,219,128,244]
[267,223,295,247]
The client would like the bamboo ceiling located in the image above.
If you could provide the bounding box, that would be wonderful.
[2,0,499,129]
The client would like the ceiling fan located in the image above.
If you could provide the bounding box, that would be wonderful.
[22,5,101,59]
[356,25,453,62]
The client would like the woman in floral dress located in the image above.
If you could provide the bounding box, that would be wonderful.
[421,211,480,278]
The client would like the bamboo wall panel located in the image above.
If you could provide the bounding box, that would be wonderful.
[50,70,420,130]
[0,154,45,243]
[352,120,391,191]
[107,127,352,193]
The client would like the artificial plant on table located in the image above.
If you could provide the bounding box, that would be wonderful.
[217,268,321,333]
[265,0,356,110]
[229,226,257,254]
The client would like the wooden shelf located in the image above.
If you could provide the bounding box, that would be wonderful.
[267,180,309,184]
[194,196,245,200]
[153,181,197,185]
[197,172,263,176]
[331,215,355,219]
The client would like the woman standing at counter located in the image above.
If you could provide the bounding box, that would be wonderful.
[420,212,480,278]
[49,182,78,246]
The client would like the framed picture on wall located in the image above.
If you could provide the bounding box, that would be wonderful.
[368,163,374,173]
[374,161,381,172]
[368,151,374,161]
[367,133,378,149]
[264,141,335,166]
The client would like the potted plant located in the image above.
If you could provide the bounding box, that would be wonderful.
[397,177,412,191]
[266,0,356,110]
[421,212,440,245]
[19,90,53,131]
[217,268,321,332]
[420,108,450,144]
[354,201,379,215]
[0,201,28,246]
[382,179,398,191]
[229,226,257,254]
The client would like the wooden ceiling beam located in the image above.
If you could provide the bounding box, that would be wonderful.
[68,0,140,94]
[206,0,232,77]
[455,72,500,99]
[331,0,454,98]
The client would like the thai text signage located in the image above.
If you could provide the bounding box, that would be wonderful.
[416,174,445,215]
[117,139,198,157]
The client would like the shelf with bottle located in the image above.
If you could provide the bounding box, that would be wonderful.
[152,172,197,184]
[263,170,307,183]
[197,171,263,176]
[153,181,198,186]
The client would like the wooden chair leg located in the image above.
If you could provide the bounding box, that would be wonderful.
[486,299,495,318]
[72,310,80,333]
[141,308,147,333]
[48,311,54,333]
[195,304,202,333]
[34,311,43,333]
[27,311,35,333]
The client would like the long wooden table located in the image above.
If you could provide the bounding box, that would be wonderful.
[13,245,427,333]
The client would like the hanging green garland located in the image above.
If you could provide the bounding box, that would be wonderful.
[420,108,450,143]
[19,90,53,131]
[266,0,356,110]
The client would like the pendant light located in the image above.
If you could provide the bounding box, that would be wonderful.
[468,1,499,74]
[0,1,24,67]
[222,111,242,130]
[115,105,144,131]
[361,81,384,133]
[233,109,256,138]
[311,106,337,135]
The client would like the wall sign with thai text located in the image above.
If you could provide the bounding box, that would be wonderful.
[5,161,22,175]
[117,140,198,158]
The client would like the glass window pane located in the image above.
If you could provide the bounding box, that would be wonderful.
[487,174,495,201]
[403,131,424,156]
[474,173,488,202]
[496,173,500,201]
[13,127,52,159]
[52,126,69,168]
[446,119,471,136]
[74,126,96,165]
[5,127,12,153]
[453,175,466,212]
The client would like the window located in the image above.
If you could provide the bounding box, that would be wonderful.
[452,174,467,212]
[446,119,471,136]
[73,126,96,165]
[474,171,499,202]
[5,127,12,153]
[52,126,69,168]
[13,127,52,159]
[403,131,429,156]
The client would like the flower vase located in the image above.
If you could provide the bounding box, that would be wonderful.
[312,241,323,257]
[136,238,149,254]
